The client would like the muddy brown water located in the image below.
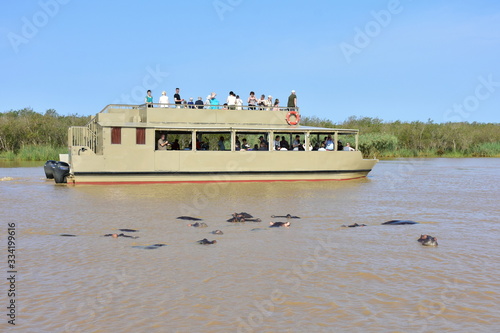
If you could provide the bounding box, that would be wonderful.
[1,158,499,332]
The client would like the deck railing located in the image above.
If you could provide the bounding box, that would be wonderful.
[69,116,101,154]
[98,103,299,113]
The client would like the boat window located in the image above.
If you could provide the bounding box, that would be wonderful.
[156,131,192,150]
[136,128,146,145]
[196,132,231,151]
[111,127,121,144]
[234,132,269,151]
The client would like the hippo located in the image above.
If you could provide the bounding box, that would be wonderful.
[382,220,419,225]
[417,234,438,246]
[197,238,217,245]
[104,233,138,239]
[271,214,301,219]
[232,212,253,218]
[227,216,261,223]
[132,243,167,250]
[177,216,202,221]
[341,223,367,228]
[188,222,208,228]
[211,230,224,235]
[269,221,291,228]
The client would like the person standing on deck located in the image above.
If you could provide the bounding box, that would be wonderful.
[287,90,297,111]
[174,88,184,108]
[145,90,154,107]
[159,91,169,107]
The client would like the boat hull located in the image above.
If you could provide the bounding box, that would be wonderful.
[69,169,373,185]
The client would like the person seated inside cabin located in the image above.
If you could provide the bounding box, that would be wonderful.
[280,136,289,150]
[157,134,170,150]
[253,144,259,151]
[201,138,209,150]
[343,142,355,151]
[258,135,268,149]
[195,97,204,109]
[337,140,344,151]
[218,136,226,151]
[171,139,180,150]
[318,142,327,151]
[325,135,334,151]
[292,135,301,151]
[312,143,319,151]
[258,141,268,150]
[274,136,281,151]
[241,138,250,150]
[235,136,241,151]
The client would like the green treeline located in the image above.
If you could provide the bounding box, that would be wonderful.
[302,116,500,158]
[0,108,90,161]
[0,108,499,160]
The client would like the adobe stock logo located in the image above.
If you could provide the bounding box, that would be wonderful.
[213,0,243,21]
[443,75,500,122]
[7,0,71,54]
[339,0,405,64]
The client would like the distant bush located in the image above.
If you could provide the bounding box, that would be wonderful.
[358,133,398,158]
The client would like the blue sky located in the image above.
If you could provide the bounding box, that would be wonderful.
[1,0,499,123]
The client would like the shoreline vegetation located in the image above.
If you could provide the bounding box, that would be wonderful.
[1,108,499,161]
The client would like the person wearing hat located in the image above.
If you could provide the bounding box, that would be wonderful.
[187,97,195,109]
[266,95,273,109]
[287,90,297,111]
[159,91,169,108]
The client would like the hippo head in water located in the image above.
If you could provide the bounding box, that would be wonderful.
[418,234,438,246]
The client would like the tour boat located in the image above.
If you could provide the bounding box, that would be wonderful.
[47,103,378,185]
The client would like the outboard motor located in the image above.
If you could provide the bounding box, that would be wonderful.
[44,160,57,179]
[53,161,70,184]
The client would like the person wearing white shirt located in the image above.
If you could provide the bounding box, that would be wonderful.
[159,91,169,107]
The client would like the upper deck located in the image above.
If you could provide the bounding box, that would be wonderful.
[96,103,304,129]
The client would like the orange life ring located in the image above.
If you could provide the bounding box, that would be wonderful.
[286,111,300,125]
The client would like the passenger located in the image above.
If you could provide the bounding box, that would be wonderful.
[222,103,228,110]
[258,141,268,151]
[258,94,266,110]
[158,91,169,107]
[292,135,301,151]
[266,95,273,110]
[325,135,334,151]
[318,143,327,151]
[312,143,319,151]
[287,90,297,111]
[145,90,153,108]
[174,88,184,107]
[171,139,180,150]
[218,136,226,150]
[235,136,241,151]
[235,95,243,110]
[274,136,281,150]
[337,140,344,151]
[280,136,289,150]
[182,100,188,108]
[201,138,209,150]
[157,134,170,150]
[226,91,236,110]
[248,91,258,110]
[187,97,195,108]
[272,99,280,111]
[241,138,250,150]
[343,142,355,151]
[195,97,204,109]
[205,94,212,106]
[253,144,259,151]
[210,93,220,109]
[258,136,268,149]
